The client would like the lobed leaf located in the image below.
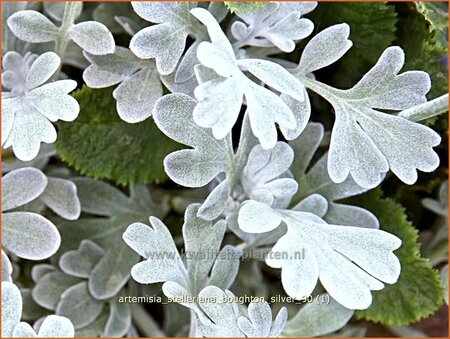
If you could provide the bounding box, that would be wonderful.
[197,286,244,337]
[123,217,187,286]
[196,285,288,337]
[37,315,75,337]
[241,142,297,208]
[2,211,61,260]
[282,294,353,337]
[25,52,61,91]
[232,2,316,52]
[296,24,352,74]
[2,167,47,211]
[59,240,105,279]
[307,2,398,87]
[40,177,81,220]
[124,203,241,316]
[2,52,78,161]
[31,264,130,337]
[104,300,132,337]
[295,44,440,188]
[56,176,169,300]
[28,80,79,122]
[237,302,288,337]
[56,282,104,329]
[208,245,241,290]
[7,6,114,60]
[1,282,22,337]
[191,7,307,149]
[131,2,197,75]
[239,201,401,310]
[7,10,58,43]
[32,271,80,310]
[183,205,227,294]
[290,123,380,229]
[153,93,229,187]
[69,21,115,55]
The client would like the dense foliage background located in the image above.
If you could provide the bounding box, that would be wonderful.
[2,1,448,337]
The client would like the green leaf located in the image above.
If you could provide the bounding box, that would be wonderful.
[414,2,448,40]
[224,2,263,14]
[55,86,180,185]
[352,189,445,324]
[394,3,448,100]
[309,2,397,87]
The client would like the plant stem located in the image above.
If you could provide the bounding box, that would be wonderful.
[298,74,340,101]
[131,303,165,337]
[387,325,428,337]
[225,130,239,186]
[188,310,197,337]
[398,93,449,122]
[53,1,79,78]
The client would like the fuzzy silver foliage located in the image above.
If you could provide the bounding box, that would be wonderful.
[123,204,240,298]
[153,94,296,221]
[2,281,75,337]
[2,52,79,160]
[193,285,288,337]
[2,167,80,261]
[191,8,307,149]
[291,122,380,229]
[292,25,440,188]
[238,202,402,310]
[282,294,354,337]
[231,2,316,52]
[7,4,115,55]
[30,262,132,337]
[1,1,447,338]
[56,177,170,300]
